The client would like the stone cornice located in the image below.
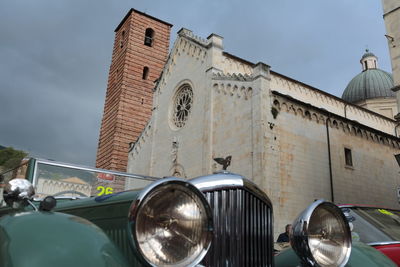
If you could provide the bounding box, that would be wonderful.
[212,72,253,81]
[129,120,153,155]
[272,91,400,148]
[213,81,253,100]
[391,85,400,92]
[271,74,396,126]
[177,28,210,47]
[383,5,400,18]
[222,52,255,67]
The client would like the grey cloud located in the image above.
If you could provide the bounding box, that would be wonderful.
[0,0,392,166]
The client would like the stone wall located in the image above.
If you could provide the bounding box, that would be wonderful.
[269,93,400,235]
[358,98,398,119]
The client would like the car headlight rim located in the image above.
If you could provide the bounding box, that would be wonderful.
[128,177,213,267]
[290,199,352,267]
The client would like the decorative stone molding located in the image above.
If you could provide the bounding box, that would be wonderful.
[272,94,400,149]
[129,121,153,158]
[155,35,208,94]
[213,72,253,81]
[271,73,396,129]
[178,28,210,47]
[170,138,187,178]
[213,82,253,100]
[222,57,253,75]
[177,38,208,60]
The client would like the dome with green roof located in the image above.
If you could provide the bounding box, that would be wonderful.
[342,50,394,103]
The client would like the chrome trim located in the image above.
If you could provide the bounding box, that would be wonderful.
[31,158,160,189]
[3,178,37,210]
[291,199,352,267]
[191,172,273,266]
[190,171,272,206]
[368,241,400,246]
[128,177,213,267]
[34,196,86,201]
[4,178,35,200]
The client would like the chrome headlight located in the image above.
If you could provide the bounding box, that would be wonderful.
[3,178,35,208]
[128,178,213,267]
[291,199,352,267]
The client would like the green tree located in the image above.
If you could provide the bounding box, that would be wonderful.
[0,147,28,171]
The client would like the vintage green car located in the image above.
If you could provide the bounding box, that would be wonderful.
[0,158,396,266]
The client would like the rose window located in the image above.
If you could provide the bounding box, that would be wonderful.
[172,85,193,128]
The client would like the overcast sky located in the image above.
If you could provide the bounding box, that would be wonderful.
[0,0,391,167]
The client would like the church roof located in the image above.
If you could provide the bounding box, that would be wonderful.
[342,50,394,103]
[342,69,394,103]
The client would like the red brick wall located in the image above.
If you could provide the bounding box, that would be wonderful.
[96,9,172,171]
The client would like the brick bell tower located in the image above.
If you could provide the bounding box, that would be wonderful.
[96,9,172,171]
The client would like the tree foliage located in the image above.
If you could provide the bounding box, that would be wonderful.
[0,147,28,171]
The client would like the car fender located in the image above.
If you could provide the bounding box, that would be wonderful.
[275,241,396,267]
[0,211,130,267]
[372,243,400,266]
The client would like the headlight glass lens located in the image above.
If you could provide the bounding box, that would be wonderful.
[308,204,351,266]
[135,183,212,266]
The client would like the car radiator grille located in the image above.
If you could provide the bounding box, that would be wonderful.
[200,188,273,267]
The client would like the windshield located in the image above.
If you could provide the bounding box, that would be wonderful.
[342,207,400,244]
[1,159,158,200]
[33,162,157,198]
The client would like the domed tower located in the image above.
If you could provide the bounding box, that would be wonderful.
[342,50,397,119]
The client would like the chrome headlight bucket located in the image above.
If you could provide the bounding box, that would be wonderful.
[290,200,352,267]
[128,178,213,267]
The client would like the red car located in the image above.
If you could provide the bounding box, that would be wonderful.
[341,205,400,266]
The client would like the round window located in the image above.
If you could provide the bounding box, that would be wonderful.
[171,84,193,128]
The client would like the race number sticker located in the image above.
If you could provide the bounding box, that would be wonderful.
[378,209,394,216]
[97,186,113,196]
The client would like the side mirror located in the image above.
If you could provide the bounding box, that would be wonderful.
[3,178,35,209]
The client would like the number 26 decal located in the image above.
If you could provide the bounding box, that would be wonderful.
[97,186,113,196]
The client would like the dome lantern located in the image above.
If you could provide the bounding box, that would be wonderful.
[360,49,378,71]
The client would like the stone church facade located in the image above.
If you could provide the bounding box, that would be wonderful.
[97,9,400,233]
[125,28,400,231]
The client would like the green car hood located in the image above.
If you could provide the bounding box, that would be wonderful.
[0,211,130,267]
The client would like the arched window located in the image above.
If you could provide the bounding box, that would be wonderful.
[142,67,149,80]
[144,28,154,47]
[170,84,194,128]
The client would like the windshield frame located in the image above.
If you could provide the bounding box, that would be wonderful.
[31,158,159,187]
[341,205,400,245]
